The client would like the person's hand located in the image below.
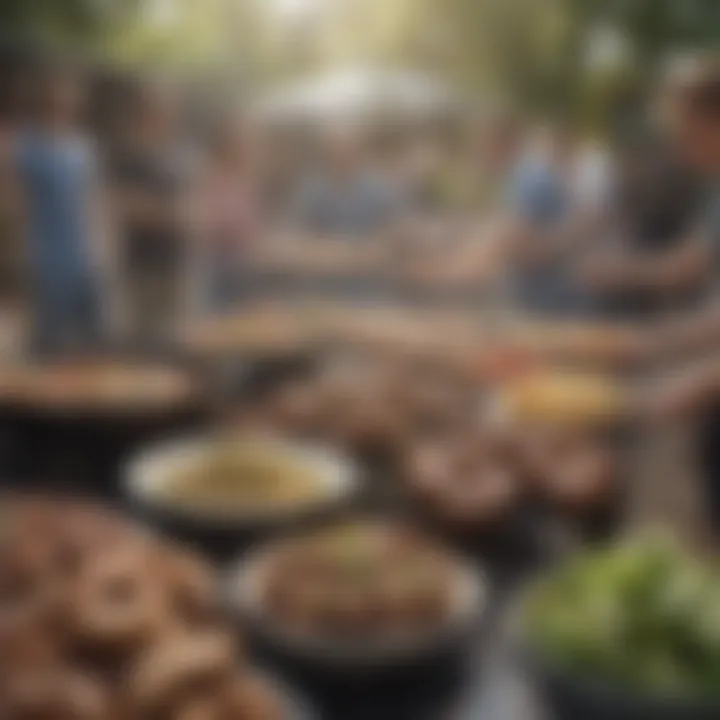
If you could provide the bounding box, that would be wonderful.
[576,255,639,292]
[642,362,720,423]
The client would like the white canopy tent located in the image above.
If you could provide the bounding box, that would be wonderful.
[255,67,460,125]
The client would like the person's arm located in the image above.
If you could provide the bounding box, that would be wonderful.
[86,146,125,335]
[114,185,184,230]
[645,355,720,421]
[503,166,581,265]
[0,130,27,227]
[649,302,720,360]
[289,176,325,235]
[579,205,714,296]
[184,171,212,318]
[643,232,712,292]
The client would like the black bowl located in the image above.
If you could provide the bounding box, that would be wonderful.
[225,534,488,688]
[7,391,206,498]
[522,643,720,720]
[124,434,360,562]
[211,350,321,406]
[251,671,315,720]
[513,577,720,720]
[696,405,720,531]
[0,351,209,496]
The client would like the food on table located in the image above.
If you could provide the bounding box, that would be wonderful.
[0,497,286,719]
[245,356,476,463]
[257,523,456,640]
[516,426,620,510]
[184,304,323,356]
[159,437,331,517]
[8,360,196,410]
[525,536,720,697]
[540,439,619,512]
[498,370,627,428]
[405,433,523,528]
[509,321,646,368]
[404,419,621,528]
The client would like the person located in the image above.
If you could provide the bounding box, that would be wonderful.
[576,129,706,318]
[189,115,263,313]
[111,80,195,343]
[472,113,524,214]
[292,127,408,238]
[2,65,110,355]
[642,57,720,528]
[501,123,592,315]
[576,56,720,318]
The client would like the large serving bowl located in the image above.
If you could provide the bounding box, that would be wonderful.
[227,520,488,687]
[518,537,720,720]
[0,495,305,720]
[126,433,359,559]
[487,369,637,541]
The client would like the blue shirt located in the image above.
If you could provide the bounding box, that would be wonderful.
[509,158,569,227]
[16,132,96,288]
[295,170,407,237]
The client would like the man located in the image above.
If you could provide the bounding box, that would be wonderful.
[641,58,720,528]
[293,127,408,238]
[578,61,716,317]
[502,123,594,315]
[111,81,195,342]
[4,65,110,355]
[648,57,720,361]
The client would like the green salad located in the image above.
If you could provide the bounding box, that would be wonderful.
[525,537,720,697]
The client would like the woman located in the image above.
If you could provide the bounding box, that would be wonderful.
[190,117,263,313]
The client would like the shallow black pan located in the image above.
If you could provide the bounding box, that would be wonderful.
[3,352,209,497]
[521,641,720,720]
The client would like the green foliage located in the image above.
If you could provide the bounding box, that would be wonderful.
[3,0,717,129]
[0,0,140,45]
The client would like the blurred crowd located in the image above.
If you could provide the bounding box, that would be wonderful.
[0,54,718,355]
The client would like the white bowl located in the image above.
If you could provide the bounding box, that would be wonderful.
[125,433,359,530]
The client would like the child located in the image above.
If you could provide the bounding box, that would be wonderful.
[190,116,263,313]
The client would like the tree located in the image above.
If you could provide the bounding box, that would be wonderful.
[0,0,141,47]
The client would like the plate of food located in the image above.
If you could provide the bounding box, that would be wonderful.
[228,520,487,677]
[0,496,309,720]
[126,433,359,558]
[7,358,200,417]
[492,369,632,430]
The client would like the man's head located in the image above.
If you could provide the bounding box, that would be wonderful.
[661,55,720,174]
[323,126,364,177]
[131,79,179,142]
[36,65,86,131]
[542,121,577,168]
[475,112,523,172]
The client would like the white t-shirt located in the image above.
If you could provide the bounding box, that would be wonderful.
[573,146,614,214]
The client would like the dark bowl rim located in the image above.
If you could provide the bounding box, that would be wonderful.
[513,578,720,714]
[224,528,490,668]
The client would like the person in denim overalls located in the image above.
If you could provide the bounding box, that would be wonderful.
[8,67,107,355]
[505,125,595,317]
